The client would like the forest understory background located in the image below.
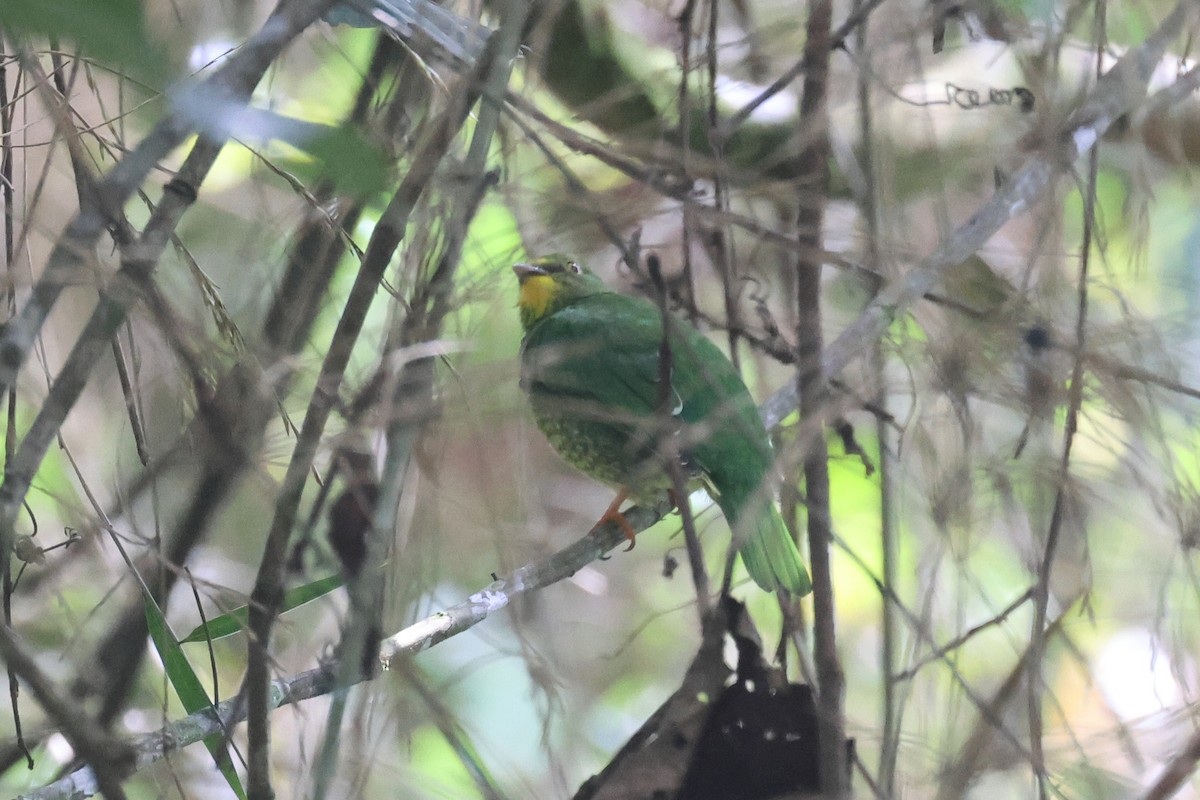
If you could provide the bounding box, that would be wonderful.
[1,0,1200,798]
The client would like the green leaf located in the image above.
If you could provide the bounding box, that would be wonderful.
[145,598,247,799]
[180,574,344,643]
[276,126,392,198]
[0,0,167,76]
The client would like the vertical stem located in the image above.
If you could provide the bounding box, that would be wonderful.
[675,0,698,321]
[795,0,845,795]
[1028,3,1104,796]
[649,255,711,617]
[705,0,741,371]
[876,389,899,795]
[0,45,33,771]
[853,4,899,794]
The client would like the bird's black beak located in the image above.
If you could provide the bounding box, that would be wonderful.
[512,263,547,284]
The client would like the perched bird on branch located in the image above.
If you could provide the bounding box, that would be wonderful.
[514,254,811,595]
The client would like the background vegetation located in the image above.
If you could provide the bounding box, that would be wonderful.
[1,0,1200,798]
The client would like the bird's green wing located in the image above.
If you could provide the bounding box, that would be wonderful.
[521,292,668,419]
[521,290,771,475]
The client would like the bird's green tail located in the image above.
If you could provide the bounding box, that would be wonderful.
[720,490,812,595]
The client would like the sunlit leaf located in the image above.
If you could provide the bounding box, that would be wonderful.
[276,126,393,198]
[145,599,247,799]
[180,574,344,643]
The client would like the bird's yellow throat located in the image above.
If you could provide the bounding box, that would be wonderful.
[517,274,559,322]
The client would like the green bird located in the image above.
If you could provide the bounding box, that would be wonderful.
[514,254,811,595]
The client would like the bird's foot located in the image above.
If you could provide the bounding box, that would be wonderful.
[592,490,637,551]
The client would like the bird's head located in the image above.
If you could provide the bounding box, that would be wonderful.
[513,254,607,329]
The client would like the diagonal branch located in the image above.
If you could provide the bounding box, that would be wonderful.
[759,0,1200,432]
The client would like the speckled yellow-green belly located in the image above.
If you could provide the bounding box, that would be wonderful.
[530,402,671,504]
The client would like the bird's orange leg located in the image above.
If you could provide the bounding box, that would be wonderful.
[593,489,638,551]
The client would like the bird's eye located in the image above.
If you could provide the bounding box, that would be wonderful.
[568,262,581,274]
